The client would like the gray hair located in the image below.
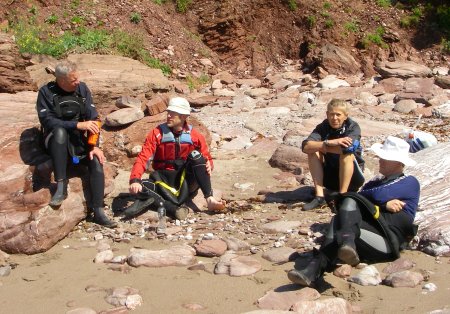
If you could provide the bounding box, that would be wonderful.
[55,61,77,79]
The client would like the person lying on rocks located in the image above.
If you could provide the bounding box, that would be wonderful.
[36,61,116,228]
[288,136,420,287]
[125,97,226,220]
[301,99,365,211]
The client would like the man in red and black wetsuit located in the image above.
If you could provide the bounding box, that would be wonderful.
[126,97,225,219]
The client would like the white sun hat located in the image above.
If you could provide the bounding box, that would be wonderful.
[167,97,191,115]
[370,136,416,167]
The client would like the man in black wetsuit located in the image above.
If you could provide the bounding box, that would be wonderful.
[36,61,116,228]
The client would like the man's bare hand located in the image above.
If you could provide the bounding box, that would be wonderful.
[129,182,142,194]
[77,121,100,134]
[333,137,353,148]
[89,146,106,164]
[386,199,405,213]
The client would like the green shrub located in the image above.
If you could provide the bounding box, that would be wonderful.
[436,4,450,34]
[153,0,167,4]
[111,31,171,75]
[130,12,142,24]
[307,15,316,28]
[175,0,192,13]
[71,16,84,25]
[70,0,80,9]
[186,73,210,91]
[325,19,334,28]
[344,20,359,33]
[75,28,110,52]
[140,52,172,76]
[376,0,391,8]
[29,5,37,15]
[323,2,332,10]
[441,38,450,54]
[361,27,387,49]
[45,14,58,25]
[287,0,297,11]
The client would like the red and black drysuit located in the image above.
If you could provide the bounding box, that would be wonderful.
[129,122,214,214]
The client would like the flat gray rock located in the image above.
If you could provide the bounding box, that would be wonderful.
[127,245,196,267]
[261,247,298,263]
[384,270,424,288]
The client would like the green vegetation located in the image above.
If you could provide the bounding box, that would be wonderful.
[306,15,316,28]
[400,6,422,28]
[376,0,391,8]
[29,5,38,15]
[175,0,192,13]
[130,12,142,24]
[344,20,359,33]
[10,19,171,75]
[45,14,58,24]
[186,73,210,91]
[70,0,80,10]
[323,2,332,10]
[153,0,167,4]
[111,30,171,75]
[442,38,450,53]
[286,0,298,11]
[70,16,84,25]
[325,19,334,28]
[361,26,388,49]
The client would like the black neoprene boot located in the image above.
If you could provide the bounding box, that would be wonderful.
[123,197,155,218]
[337,233,360,266]
[49,179,68,207]
[93,207,117,228]
[287,250,328,287]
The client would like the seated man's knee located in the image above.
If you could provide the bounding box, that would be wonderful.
[90,156,104,175]
[187,150,206,165]
[339,197,358,212]
[52,127,68,144]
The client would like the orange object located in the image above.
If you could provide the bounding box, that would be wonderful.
[87,121,101,146]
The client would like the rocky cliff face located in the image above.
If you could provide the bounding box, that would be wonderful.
[0,33,37,93]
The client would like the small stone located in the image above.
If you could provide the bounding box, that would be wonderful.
[182,303,206,311]
[0,265,11,277]
[94,250,114,263]
[423,283,437,292]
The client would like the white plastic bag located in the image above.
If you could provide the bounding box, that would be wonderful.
[403,129,438,153]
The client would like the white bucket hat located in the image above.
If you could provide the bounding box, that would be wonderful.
[370,136,416,167]
[167,97,191,115]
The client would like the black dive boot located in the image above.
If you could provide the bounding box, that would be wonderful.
[337,233,360,266]
[49,179,68,207]
[287,250,328,287]
[164,202,189,221]
[336,198,361,266]
[93,207,117,228]
[123,197,155,218]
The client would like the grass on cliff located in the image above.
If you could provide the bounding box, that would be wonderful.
[9,20,172,75]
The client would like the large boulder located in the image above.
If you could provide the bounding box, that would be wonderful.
[318,44,361,76]
[411,143,450,256]
[375,60,432,78]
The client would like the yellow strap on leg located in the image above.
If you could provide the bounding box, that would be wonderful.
[154,169,186,196]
